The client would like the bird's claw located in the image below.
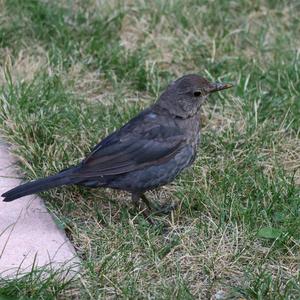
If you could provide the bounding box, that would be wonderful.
[151,202,178,215]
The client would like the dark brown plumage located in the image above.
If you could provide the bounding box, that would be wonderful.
[1,74,232,216]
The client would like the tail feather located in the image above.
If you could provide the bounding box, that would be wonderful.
[1,171,75,202]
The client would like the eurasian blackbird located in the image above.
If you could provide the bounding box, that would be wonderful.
[2,74,232,215]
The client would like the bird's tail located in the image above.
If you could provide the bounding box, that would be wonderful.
[1,170,76,202]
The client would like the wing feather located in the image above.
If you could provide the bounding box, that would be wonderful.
[72,114,185,178]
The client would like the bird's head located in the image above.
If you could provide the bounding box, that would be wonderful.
[156,74,233,118]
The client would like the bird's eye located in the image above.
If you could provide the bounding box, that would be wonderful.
[193,91,202,97]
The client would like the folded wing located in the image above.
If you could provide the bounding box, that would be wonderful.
[72,122,185,178]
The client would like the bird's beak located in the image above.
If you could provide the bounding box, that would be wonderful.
[207,82,233,93]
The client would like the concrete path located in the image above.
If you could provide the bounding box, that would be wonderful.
[0,141,79,278]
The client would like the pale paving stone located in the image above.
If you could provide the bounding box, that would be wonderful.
[0,141,79,278]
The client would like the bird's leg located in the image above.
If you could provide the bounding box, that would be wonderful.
[132,192,141,209]
[141,193,177,215]
[140,193,152,210]
[131,192,154,225]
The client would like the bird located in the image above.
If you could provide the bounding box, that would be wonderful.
[1,74,232,218]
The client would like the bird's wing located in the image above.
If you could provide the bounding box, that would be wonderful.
[72,121,185,178]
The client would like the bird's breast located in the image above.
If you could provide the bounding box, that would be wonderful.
[175,112,201,147]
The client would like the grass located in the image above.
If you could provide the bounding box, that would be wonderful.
[0,0,299,298]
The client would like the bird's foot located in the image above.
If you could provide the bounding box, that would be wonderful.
[132,193,156,225]
[131,193,177,226]
[140,194,177,215]
[152,202,178,215]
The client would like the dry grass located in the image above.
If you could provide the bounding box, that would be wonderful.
[0,0,299,299]
[0,46,48,85]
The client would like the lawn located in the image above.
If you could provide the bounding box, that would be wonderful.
[0,0,299,299]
